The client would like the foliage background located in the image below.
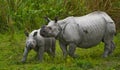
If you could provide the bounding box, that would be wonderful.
[0,0,120,33]
[0,0,120,70]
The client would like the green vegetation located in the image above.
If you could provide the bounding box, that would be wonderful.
[0,30,120,70]
[0,0,120,70]
[0,0,120,33]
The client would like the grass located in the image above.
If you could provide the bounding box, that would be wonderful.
[0,32,120,70]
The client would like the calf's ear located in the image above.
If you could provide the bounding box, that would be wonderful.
[24,31,29,37]
[33,31,37,37]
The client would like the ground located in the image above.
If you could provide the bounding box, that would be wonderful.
[0,31,120,70]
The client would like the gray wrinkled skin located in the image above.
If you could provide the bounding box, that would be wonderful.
[40,11,116,58]
[21,29,56,63]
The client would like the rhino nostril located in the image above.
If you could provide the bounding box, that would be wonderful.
[43,30,46,33]
[42,29,47,33]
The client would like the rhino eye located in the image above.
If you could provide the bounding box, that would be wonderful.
[33,40,36,44]
[48,27,52,30]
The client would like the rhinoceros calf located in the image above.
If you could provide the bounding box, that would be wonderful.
[40,11,116,58]
[21,29,56,62]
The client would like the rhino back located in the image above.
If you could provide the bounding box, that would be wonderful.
[75,13,107,48]
[61,13,107,48]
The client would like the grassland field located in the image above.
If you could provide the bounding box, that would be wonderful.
[0,31,120,70]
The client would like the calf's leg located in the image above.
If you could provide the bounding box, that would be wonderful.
[51,39,56,57]
[38,46,44,62]
[21,47,30,62]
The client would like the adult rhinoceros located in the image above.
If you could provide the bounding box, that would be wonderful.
[40,11,116,58]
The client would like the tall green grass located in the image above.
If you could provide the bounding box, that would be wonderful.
[0,0,120,34]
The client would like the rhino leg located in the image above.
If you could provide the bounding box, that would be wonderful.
[50,39,56,57]
[68,43,77,58]
[21,47,30,63]
[38,46,44,62]
[51,48,55,57]
[102,34,115,57]
[45,40,56,57]
[108,41,116,54]
[103,42,111,57]
[46,48,54,57]
[59,42,68,58]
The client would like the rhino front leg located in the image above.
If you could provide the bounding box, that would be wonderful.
[59,42,67,59]
[21,47,30,63]
[38,46,44,62]
[68,43,77,58]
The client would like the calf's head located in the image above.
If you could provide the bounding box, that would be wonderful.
[25,31,37,49]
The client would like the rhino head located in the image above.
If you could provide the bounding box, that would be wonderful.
[40,17,61,38]
[25,31,37,49]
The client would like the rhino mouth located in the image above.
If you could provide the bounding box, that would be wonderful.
[40,31,47,37]
[41,33,50,37]
[40,31,54,37]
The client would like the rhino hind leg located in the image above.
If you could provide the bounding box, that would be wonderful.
[46,40,56,58]
[51,47,55,57]
[103,42,111,57]
[46,48,55,57]
[108,41,116,54]
[50,40,56,57]
[102,21,116,57]
[102,33,115,57]
[103,41,115,57]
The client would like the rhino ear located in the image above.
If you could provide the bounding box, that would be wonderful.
[54,16,58,23]
[24,31,29,37]
[33,31,37,37]
[41,25,46,29]
[44,16,51,23]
